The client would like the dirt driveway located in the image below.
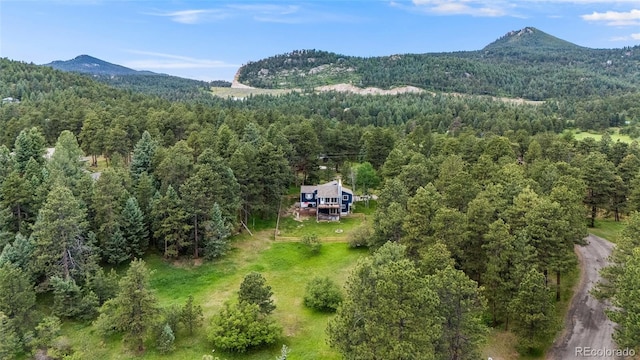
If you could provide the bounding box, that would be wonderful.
[547,234,621,360]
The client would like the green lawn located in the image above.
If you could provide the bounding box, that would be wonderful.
[352,200,377,216]
[566,128,637,144]
[589,218,626,243]
[59,235,367,360]
[277,216,363,239]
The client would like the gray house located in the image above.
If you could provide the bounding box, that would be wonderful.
[300,180,353,221]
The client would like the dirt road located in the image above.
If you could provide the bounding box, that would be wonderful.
[547,234,620,359]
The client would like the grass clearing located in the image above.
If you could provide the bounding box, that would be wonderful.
[589,218,626,243]
[566,128,638,144]
[60,232,367,360]
[277,216,363,239]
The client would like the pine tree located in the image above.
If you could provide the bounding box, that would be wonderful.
[509,268,555,353]
[130,131,157,180]
[0,170,34,233]
[157,323,175,354]
[32,184,94,283]
[208,301,281,353]
[151,186,191,258]
[0,263,36,335]
[0,311,21,360]
[46,130,91,198]
[102,225,129,265]
[121,197,148,258]
[327,242,442,359]
[94,259,159,352]
[430,265,487,360]
[606,247,640,351]
[13,127,45,173]
[238,272,276,315]
[203,203,231,260]
[181,295,203,335]
[0,233,34,275]
[92,167,128,259]
[401,184,441,259]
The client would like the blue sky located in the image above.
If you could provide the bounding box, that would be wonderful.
[2,0,640,81]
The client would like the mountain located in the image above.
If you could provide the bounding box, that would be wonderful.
[45,54,156,76]
[482,27,584,52]
[44,55,231,102]
[237,27,640,100]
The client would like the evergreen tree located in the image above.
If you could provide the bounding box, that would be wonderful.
[155,140,194,192]
[151,185,191,258]
[103,225,129,265]
[0,263,36,336]
[78,111,106,167]
[509,268,555,353]
[130,130,157,180]
[208,301,281,353]
[92,167,128,259]
[0,233,35,276]
[203,203,231,260]
[0,311,21,360]
[401,184,441,259]
[482,220,533,329]
[0,170,34,233]
[606,247,640,351]
[580,152,616,227]
[32,184,94,283]
[430,265,487,360]
[13,127,45,173]
[327,242,442,359]
[94,259,159,352]
[46,130,91,198]
[180,169,210,258]
[238,272,276,315]
[121,197,148,258]
[51,276,84,318]
[157,323,175,354]
[181,295,203,335]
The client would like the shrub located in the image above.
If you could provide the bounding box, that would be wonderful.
[157,323,175,354]
[303,277,343,312]
[348,224,371,248]
[208,302,281,353]
[301,234,321,254]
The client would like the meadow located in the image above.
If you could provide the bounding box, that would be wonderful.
[59,230,368,360]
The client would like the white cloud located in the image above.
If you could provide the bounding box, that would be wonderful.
[403,0,640,18]
[410,0,510,17]
[123,50,239,70]
[582,9,640,26]
[146,9,229,24]
[611,32,640,40]
[146,3,360,25]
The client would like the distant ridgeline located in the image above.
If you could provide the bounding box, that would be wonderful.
[237,27,640,101]
[44,55,231,102]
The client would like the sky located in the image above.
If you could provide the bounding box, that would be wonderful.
[3,0,640,81]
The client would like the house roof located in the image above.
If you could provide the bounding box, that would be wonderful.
[317,185,339,198]
[300,185,317,194]
[301,180,353,198]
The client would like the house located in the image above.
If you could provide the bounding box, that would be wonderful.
[300,179,353,221]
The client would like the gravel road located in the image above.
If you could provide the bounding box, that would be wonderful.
[547,234,622,360]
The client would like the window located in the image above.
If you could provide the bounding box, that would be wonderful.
[305,193,313,200]
[343,195,349,201]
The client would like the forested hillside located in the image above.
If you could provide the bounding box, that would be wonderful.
[237,27,640,100]
[44,55,231,102]
[1,53,640,359]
